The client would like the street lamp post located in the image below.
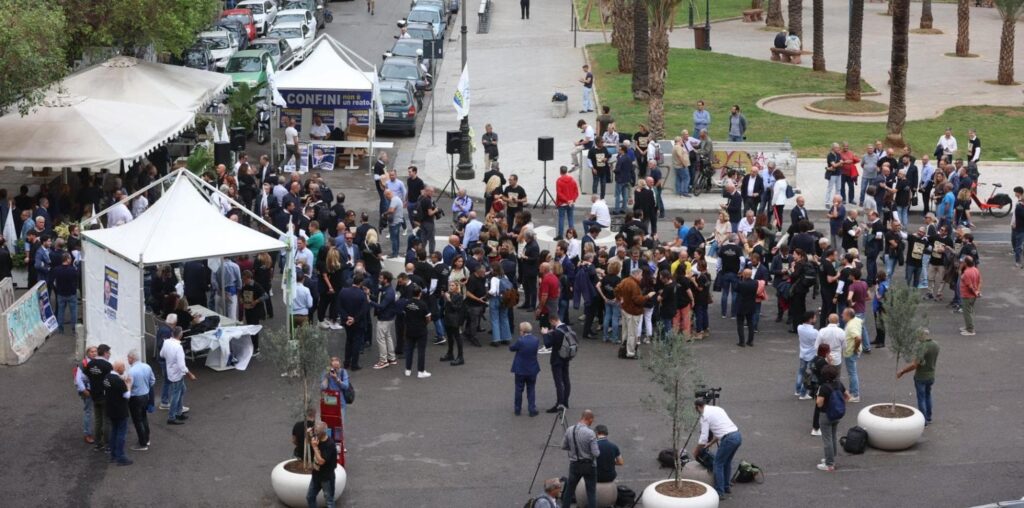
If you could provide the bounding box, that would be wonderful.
[455,0,474,180]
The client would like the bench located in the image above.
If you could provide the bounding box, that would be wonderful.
[742,8,764,22]
[770,47,802,64]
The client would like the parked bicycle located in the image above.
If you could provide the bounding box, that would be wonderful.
[970,182,1012,218]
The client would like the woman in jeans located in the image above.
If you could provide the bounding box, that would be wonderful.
[692,260,712,340]
[807,344,831,436]
[815,364,850,472]
[598,260,622,343]
[673,267,694,340]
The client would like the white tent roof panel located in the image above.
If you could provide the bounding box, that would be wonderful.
[274,40,374,91]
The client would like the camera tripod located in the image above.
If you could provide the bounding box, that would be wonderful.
[533,160,555,210]
[438,153,460,203]
[526,405,568,496]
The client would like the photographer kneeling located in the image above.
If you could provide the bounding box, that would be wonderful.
[692,398,741,501]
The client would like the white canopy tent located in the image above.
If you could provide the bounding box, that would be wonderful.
[80,169,287,362]
[63,56,232,113]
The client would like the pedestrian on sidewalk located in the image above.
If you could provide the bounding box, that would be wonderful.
[727,105,746,142]
[481,124,499,171]
[612,144,633,215]
[510,321,540,416]
[105,361,134,466]
[596,105,614,136]
[958,256,981,336]
[555,166,579,240]
[692,100,710,135]
[126,350,155,451]
[520,0,530,19]
[579,65,594,113]
[896,329,939,425]
[672,136,691,196]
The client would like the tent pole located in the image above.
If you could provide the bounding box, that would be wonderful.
[138,260,147,360]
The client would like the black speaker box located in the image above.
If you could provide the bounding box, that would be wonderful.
[446,130,461,154]
[229,127,247,152]
[538,136,554,161]
[214,141,232,167]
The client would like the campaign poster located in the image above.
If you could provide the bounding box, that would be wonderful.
[310,144,336,171]
[283,142,311,173]
[280,108,302,130]
[104,267,119,320]
[36,285,58,333]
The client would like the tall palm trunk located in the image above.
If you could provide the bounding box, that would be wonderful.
[846,0,865,101]
[632,0,650,99]
[995,0,1024,85]
[920,0,933,29]
[955,0,970,56]
[886,0,910,148]
[788,0,803,41]
[614,0,635,73]
[812,0,825,71]
[887,0,895,16]
[766,0,785,28]
[647,13,671,138]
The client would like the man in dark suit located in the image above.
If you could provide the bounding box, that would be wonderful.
[723,181,742,233]
[338,273,371,370]
[182,260,211,308]
[542,314,573,413]
[789,195,809,235]
[734,268,759,347]
[519,231,540,310]
[740,167,764,215]
[633,178,658,235]
[337,232,361,286]
[509,322,541,417]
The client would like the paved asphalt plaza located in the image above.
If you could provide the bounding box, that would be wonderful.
[2,0,1023,507]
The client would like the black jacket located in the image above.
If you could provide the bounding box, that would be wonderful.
[734,278,759,315]
[740,174,764,199]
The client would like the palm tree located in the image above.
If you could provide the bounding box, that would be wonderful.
[920,0,934,29]
[788,0,803,41]
[812,0,825,71]
[613,0,635,72]
[886,0,911,147]
[994,0,1024,85]
[846,0,865,101]
[887,0,895,16]
[955,0,970,56]
[646,0,683,138]
[766,0,785,28]
[632,0,650,99]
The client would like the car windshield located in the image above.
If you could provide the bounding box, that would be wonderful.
[252,43,280,56]
[392,41,421,57]
[270,28,301,39]
[184,51,208,67]
[200,36,230,49]
[278,14,304,24]
[244,4,264,13]
[408,28,433,40]
[225,14,251,24]
[226,56,263,72]
[381,90,410,106]
[407,11,438,24]
[381,63,417,81]
[283,1,311,10]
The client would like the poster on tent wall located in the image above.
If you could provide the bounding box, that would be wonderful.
[283,143,311,173]
[35,285,58,333]
[278,108,336,130]
[83,242,143,362]
[310,144,336,171]
[0,282,51,365]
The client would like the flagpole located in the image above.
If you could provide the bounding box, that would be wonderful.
[455,1,474,180]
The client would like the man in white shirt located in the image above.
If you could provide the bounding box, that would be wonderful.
[464,212,484,247]
[106,190,133,227]
[160,327,195,425]
[284,116,300,171]
[795,311,818,399]
[693,399,742,500]
[290,272,314,327]
[131,194,149,218]
[294,237,315,278]
[582,194,611,232]
[571,119,596,170]
[213,257,242,321]
[310,115,331,140]
[937,128,957,163]
[814,313,846,367]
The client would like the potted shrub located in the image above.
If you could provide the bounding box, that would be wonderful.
[857,286,927,451]
[264,325,346,507]
[640,332,719,508]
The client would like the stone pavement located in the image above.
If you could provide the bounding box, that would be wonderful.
[669,1,1024,121]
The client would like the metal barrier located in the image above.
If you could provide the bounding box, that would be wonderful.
[477,0,492,34]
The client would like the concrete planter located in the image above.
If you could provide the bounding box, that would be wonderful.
[11,268,28,288]
[857,403,926,451]
[575,480,618,507]
[641,479,719,508]
[270,459,346,508]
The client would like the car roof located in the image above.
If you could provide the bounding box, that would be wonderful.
[379,79,414,91]
[231,49,269,58]
[237,0,267,5]
[406,21,437,30]
[410,5,440,14]
[271,21,305,29]
[222,8,253,16]
[198,31,231,38]
[252,37,285,44]
[383,56,419,66]
[277,9,311,16]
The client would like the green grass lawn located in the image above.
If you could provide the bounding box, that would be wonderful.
[573,0,753,31]
[589,44,1024,160]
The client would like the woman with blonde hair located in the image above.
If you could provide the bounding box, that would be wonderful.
[709,210,731,257]
[318,247,344,327]
[599,259,623,343]
[254,252,275,319]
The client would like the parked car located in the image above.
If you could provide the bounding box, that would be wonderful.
[380,55,432,95]
[250,37,296,70]
[267,22,314,61]
[214,18,250,50]
[274,8,316,36]
[387,38,433,77]
[411,0,453,19]
[197,30,240,70]
[174,43,216,71]
[220,10,257,41]
[225,49,272,89]
[406,5,445,34]
[281,0,324,29]
[405,21,443,59]
[378,79,420,137]
[237,0,277,35]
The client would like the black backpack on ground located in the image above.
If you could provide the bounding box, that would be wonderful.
[841,426,869,454]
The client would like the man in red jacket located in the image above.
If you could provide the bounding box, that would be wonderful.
[840,142,861,205]
[556,165,580,240]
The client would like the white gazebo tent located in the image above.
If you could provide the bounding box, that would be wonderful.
[63,56,232,113]
[273,34,384,162]
[80,169,287,361]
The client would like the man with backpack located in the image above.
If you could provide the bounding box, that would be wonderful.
[542,314,577,414]
[815,365,850,472]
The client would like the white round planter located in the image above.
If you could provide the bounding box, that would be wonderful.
[641,479,719,508]
[271,459,347,508]
[575,480,618,508]
[857,403,926,451]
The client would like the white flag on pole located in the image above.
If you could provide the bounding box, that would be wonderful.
[2,202,16,254]
[453,64,470,120]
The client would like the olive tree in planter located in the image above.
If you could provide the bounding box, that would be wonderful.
[264,324,346,508]
[857,286,927,451]
[640,333,719,508]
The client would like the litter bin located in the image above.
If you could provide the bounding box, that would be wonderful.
[693,25,710,51]
[551,92,569,118]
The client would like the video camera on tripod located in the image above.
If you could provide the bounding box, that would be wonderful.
[694,385,722,405]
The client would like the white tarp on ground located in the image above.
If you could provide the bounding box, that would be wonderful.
[63,56,232,113]
[82,174,286,265]
[82,241,143,362]
[0,93,195,171]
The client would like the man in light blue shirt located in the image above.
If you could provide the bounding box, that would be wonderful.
[213,257,242,321]
[127,350,156,450]
[693,100,711,135]
[859,144,879,206]
[451,189,472,219]
[385,170,406,204]
[464,212,484,248]
[919,155,936,217]
[291,272,315,327]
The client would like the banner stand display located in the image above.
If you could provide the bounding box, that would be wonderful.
[0,280,54,366]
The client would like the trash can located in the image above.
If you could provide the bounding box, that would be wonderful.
[693,25,709,51]
[551,92,569,118]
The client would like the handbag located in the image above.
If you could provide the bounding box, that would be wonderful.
[342,379,355,404]
[712,274,723,292]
